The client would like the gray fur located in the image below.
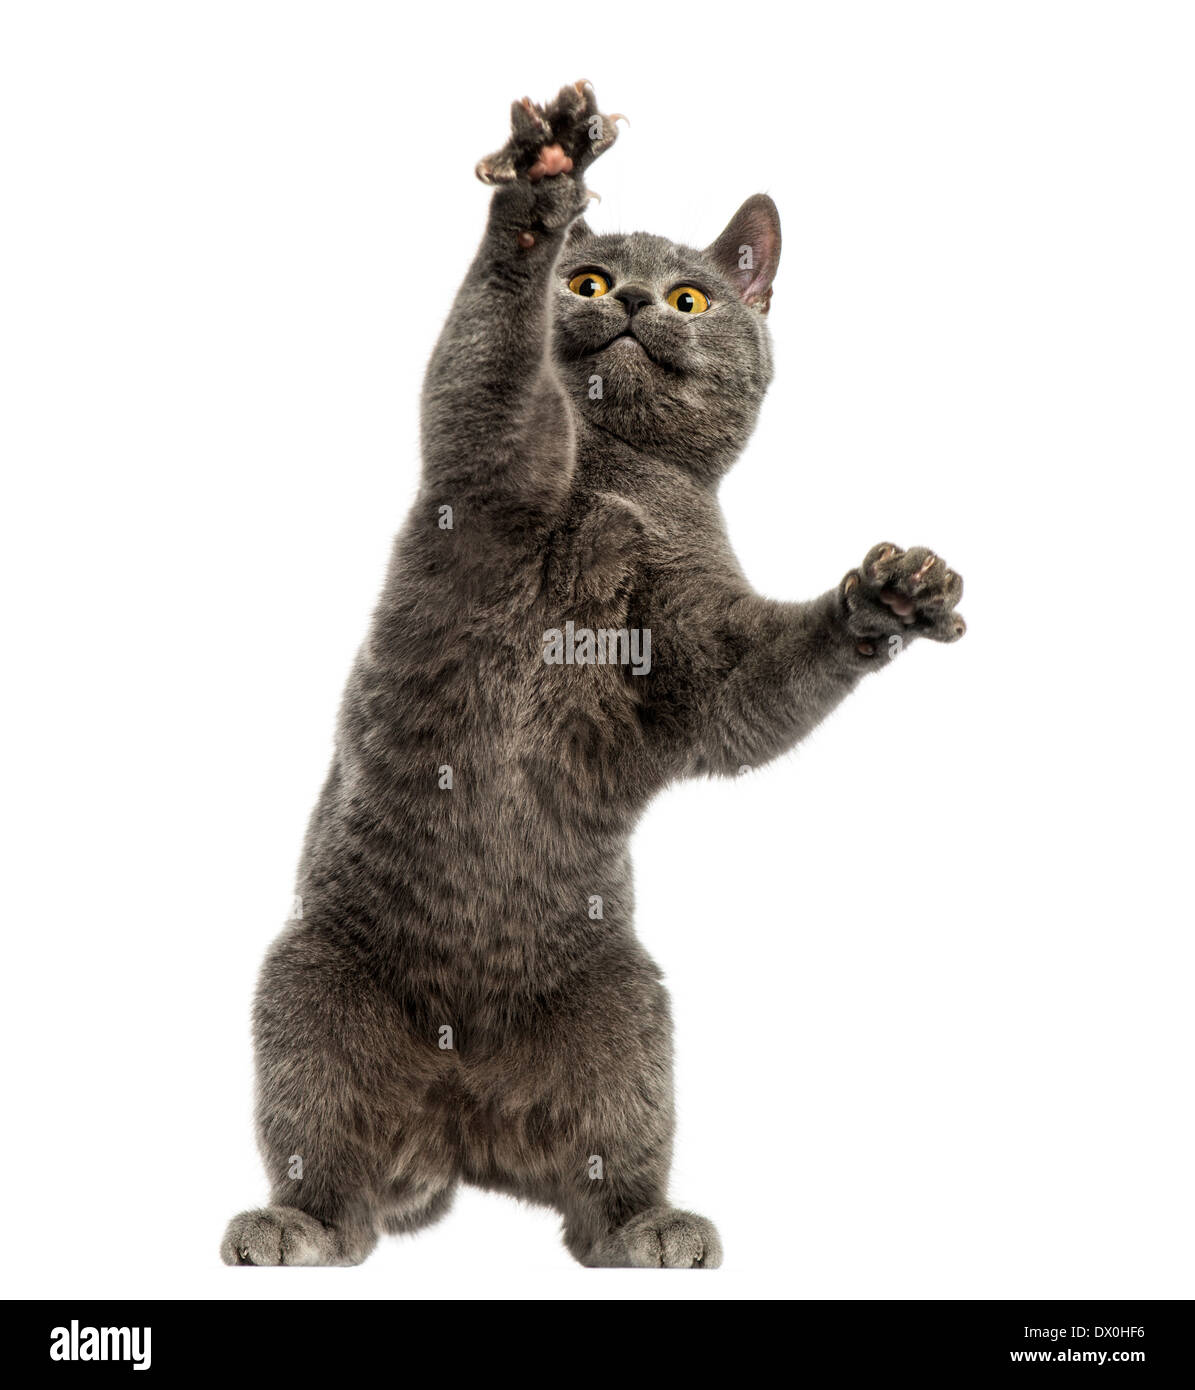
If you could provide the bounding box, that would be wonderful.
[222,81,964,1270]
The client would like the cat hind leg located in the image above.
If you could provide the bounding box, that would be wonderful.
[380,1180,458,1237]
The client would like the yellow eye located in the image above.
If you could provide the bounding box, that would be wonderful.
[666,286,710,314]
[568,272,610,298]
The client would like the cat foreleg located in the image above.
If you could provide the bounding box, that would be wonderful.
[419,82,620,519]
[694,542,965,774]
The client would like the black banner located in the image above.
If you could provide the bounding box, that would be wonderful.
[6,1298,1187,1378]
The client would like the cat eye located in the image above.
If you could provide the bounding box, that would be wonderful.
[568,272,611,298]
[666,286,710,314]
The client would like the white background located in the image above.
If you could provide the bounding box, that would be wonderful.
[2,1,1192,1301]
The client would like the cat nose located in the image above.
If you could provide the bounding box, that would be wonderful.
[614,283,654,315]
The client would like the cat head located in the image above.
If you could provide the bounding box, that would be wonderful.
[552,195,781,482]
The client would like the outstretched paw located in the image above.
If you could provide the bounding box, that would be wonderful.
[841,543,965,655]
[475,81,623,229]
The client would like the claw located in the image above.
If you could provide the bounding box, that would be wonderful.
[911,554,937,585]
[870,545,895,579]
[608,112,630,127]
[513,97,551,139]
[584,189,602,204]
[475,157,516,186]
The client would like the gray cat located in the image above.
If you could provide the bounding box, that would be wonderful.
[222,80,965,1270]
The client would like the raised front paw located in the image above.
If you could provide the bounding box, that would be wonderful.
[841,543,965,655]
[475,80,622,228]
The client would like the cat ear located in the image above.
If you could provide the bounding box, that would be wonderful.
[567,217,594,245]
[705,194,781,314]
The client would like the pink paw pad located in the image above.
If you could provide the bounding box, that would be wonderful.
[528,144,573,182]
